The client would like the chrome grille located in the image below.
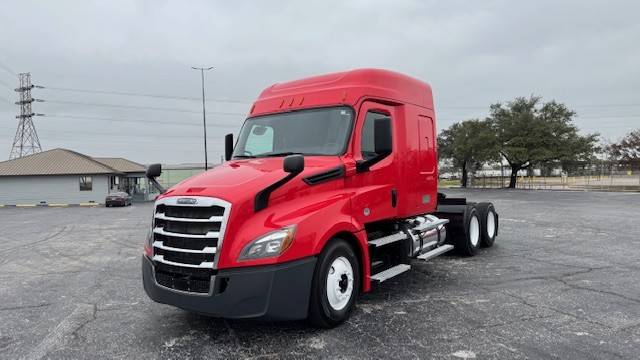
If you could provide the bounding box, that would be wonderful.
[151,196,231,293]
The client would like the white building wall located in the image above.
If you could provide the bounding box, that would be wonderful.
[0,175,110,205]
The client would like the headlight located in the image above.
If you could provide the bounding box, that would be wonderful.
[239,226,296,260]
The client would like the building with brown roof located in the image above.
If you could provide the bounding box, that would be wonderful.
[0,148,151,206]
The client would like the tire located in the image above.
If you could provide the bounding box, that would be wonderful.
[476,202,498,248]
[308,238,360,328]
[453,205,481,256]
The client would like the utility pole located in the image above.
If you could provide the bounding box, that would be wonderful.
[9,73,44,159]
[191,66,213,170]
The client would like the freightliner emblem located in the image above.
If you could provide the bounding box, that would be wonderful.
[177,198,198,205]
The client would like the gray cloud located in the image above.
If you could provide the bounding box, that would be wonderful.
[0,0,638,163]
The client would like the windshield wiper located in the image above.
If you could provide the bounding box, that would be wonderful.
[232,155,257,159]
[256,152,301,158]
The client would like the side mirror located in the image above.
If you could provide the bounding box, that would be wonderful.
[374,118,392,155]
[283,154,304,174]
[146,163,165,194]
[146,163,162,179]
[225,133,234,161]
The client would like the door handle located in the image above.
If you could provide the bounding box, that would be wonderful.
[391,188,397,208]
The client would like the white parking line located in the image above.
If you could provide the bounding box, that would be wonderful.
[23,304,96,360]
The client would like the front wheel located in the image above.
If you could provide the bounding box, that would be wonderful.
[308,238,360,328]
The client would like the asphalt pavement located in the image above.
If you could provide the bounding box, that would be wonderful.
[1,189,639,359]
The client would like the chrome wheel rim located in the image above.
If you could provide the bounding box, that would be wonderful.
[469,215,480,247]
[486,211,496,238]
[326,256,354,311]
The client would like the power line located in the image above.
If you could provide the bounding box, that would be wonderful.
[574,104,640,108]
[45,114,239,128]
[0,60,16,76]
[44,99,638,118]
[43,99,246,116]
[577,114,640,119]
[0,77,14,91]
[438,114,640,122]
[45,111,638,129]
[437,103,640,111]
[0,125,230,141]
[41,86,252,104]
[38,85,640,111]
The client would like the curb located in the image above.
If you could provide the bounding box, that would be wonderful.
[0,203,102,208]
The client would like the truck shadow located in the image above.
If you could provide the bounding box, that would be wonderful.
[175,258,467,340]
[181,311,318,335]
[161,252,485,348]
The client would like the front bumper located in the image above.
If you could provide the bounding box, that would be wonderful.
[142,255,316,320]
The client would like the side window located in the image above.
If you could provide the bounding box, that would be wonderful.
[79,176,93,191]
[360,111,391,160]
[244,124,274,155]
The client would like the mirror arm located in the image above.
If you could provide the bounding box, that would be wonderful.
[254,171,298,212]
[147,176,166,194]
[356,152,391,173]
[255,154,304,212]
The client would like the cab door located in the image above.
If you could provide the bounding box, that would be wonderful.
[417,114,437,212]
[348,101,399,226]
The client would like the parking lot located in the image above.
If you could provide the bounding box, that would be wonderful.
[1,189,639,359]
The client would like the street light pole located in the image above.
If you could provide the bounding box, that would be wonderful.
[192,66,213,170]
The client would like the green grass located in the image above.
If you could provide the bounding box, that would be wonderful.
[439,179,461,188]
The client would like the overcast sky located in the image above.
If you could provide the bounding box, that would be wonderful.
[0,0,638,164]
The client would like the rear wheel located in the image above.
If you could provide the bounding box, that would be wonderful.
[453,205,481,256]
[308,238,360,328]
[476,202,498,247]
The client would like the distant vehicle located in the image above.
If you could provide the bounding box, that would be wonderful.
[105,191,132,207]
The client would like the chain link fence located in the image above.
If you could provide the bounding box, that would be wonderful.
[445,160,640,192]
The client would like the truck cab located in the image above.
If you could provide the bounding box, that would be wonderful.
[142,69,499,327]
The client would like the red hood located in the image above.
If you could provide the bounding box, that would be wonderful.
[161,156,344,203]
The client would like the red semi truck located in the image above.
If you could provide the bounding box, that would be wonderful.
[142,69,498,327]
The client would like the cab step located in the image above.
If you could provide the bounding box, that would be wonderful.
[368,232,407,247]
[370,264,411,283]
[417,244,454,261]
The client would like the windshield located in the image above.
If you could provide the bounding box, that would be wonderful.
[233,106,353,158]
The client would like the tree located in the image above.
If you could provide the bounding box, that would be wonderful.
[606,129,640,170]
[438,119,498,187]
[488,96,598,188]
[607,129,640,160]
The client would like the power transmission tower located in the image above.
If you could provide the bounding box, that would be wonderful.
[9,73,44,159]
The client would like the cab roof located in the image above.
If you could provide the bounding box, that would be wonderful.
[251,68,433,117]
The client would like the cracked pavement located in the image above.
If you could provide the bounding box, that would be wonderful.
[1,189,639,359]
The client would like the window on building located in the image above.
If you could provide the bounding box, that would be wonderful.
[80,176,93,191]
[361,111,392,160]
